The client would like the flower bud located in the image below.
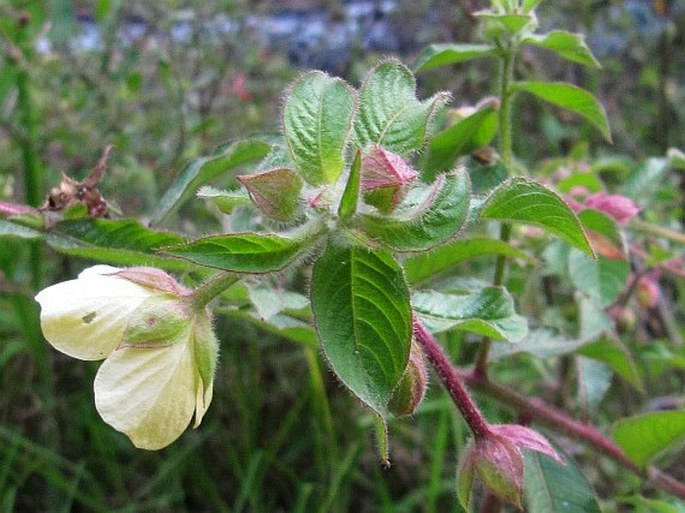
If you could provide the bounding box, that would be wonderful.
[457,424,563,510]
[361,145,418,214]
[237,168,303,221]
[388,339,427,416]
[584,192,640,225]
[35,265,218,450]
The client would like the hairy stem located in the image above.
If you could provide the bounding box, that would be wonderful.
[413,316,491,439]
[189,272,239,310]
[413,313,685,499]
[464,372,685,500]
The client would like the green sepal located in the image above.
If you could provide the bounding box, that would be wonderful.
[338,150,361,219]
[360,170,470,252]
[237,168,303,221]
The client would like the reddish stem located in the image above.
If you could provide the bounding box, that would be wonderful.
[412,312,685,501]
[413,316,491,439]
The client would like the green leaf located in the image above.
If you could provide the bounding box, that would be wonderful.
[197,186,252,214]
[613,411,685,469]
[227,309,318,348]
[162,230,313,273]
[623,157,668,205]
[311,243,412,416]
[522,31,601,68]
[475,12,536,36]
[412,287,528,342]
[338,150,361,219]
[423,105,498,179]
[568,249,629,307]
[578,209,624,259]
[283,72,355,185]
[412,43,497,72]
[354,60,450,155]
[522,0,544,12]
[403,237,537,284]
[513,81,611,141]
[151,137,273,225]
[576,357,613,411]
[578,337,643,391]
[0,219,42,240]
[480,178,593,256]
[360,170,470,252]
[48,218,189,270]
[524,449,601,513]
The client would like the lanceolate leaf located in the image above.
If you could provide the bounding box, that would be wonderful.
[197,186,252,214]
[513,81,611,141]
[311,243,412,416]
[151,137,273,225]
[283,72,355,185]
[423,105,498,178]
[354,60,450,155]
[403,237,537,284]
[412,287,527,342]
[162,231,314,273]
[412,43,497,73]
[524,450,602,513]
[613,411,685,469]
[0,218,42,240]
[360,170,470,252]
[522,31,601,68]
[49,219,189,270]
[480,178,593,256]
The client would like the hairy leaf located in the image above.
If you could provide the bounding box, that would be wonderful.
[412,287,527,342]
[151,137,273,225]
[360,170,470,252]
[481,178,593,256]
[354,60,450,155]
[162,231,313,273]
[283,72,355,185]
[423,104,498,178]
[403,237,536,284]
[311,243,412,416]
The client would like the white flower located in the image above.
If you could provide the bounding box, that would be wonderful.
[35,265,218,450]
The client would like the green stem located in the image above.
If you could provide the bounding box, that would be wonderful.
[14,27,43,290]
[498,47,516,174]
[474,224,511,377]
[630,218,685,245]
[189,272,240,310]
[475,44,517,376]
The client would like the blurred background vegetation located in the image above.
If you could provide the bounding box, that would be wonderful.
[1,0,684,511]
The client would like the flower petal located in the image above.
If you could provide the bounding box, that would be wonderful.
[94,343,197,450]
[35,266,153,360]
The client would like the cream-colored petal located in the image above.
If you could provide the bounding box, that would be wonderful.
[193,380,213,428]
[35,269,153,360]
[93,343,196,450]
